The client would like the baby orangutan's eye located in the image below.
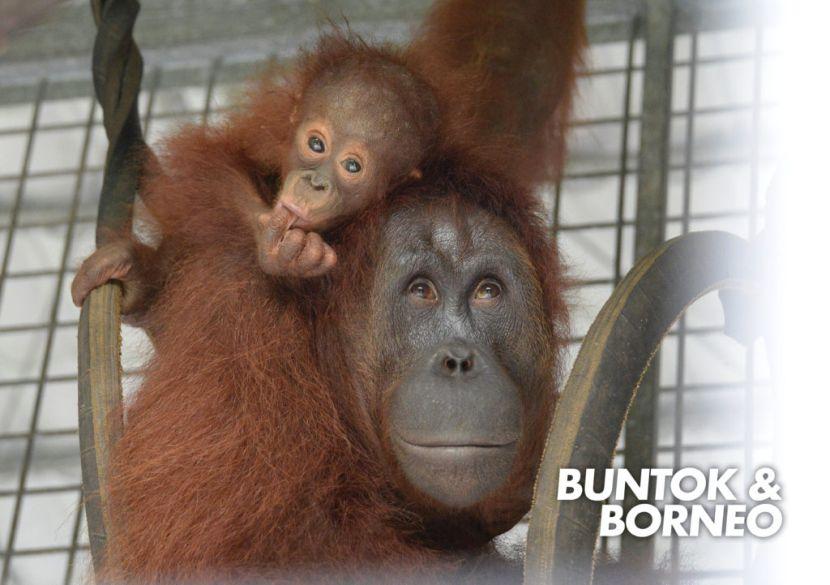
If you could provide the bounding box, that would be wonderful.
[341,158,362,174]
[473,279,502,302]
[308,135,325,154]
[407,278,438,303]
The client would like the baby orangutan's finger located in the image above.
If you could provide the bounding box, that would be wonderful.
[258,204,296,253]
[275,229,307,267]
[292,232,326,273]
[71,241,134,307]
[301,242,338,278]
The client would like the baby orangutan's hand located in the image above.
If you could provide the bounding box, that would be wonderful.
[256,205,337,278]
[70,239,147,314]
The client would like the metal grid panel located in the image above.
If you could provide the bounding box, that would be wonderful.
[0,9,780,585]
[0,58,244,584]
[555,16,779,584]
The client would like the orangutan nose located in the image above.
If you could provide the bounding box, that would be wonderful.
[305,171,330,192]
[435,342,477,377]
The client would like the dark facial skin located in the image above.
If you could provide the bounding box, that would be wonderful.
[354,198,558,540]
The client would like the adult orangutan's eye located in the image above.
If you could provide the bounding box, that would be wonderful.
[341,158,362,174]
[473,279,503,302]
[408,278,438,302]
[308,135,325,153]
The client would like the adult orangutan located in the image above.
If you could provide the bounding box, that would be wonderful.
[103,164,568,583]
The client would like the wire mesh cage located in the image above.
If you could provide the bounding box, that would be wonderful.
[0,0,781,583]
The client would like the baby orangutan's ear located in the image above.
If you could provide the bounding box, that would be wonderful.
[409,168,423,181]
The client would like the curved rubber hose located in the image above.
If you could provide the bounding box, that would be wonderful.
[524,230,753,585]
[78,0,144,572]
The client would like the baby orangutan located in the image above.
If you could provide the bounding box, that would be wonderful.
[71,33,439,309]
[252,58,438,277]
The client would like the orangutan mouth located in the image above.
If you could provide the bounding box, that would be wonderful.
[395,434,517,450]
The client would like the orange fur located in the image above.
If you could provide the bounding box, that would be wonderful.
[101,2,584,581]
[408,0,587,182]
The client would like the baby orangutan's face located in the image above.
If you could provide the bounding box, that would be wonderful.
[276,76,424,232]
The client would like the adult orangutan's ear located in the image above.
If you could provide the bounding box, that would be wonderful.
[409,168,423,181]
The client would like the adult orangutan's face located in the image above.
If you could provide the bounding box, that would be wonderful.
[362,196,560,542]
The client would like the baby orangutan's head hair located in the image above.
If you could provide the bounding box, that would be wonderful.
[293,31,440,161]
